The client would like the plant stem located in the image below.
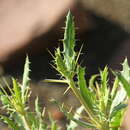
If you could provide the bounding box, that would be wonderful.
[21,115,31,130]
[68,78,101,129]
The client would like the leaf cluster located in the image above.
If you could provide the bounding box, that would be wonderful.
[0,11,130,130]
[51,11,130,130]
[0,57,59,130]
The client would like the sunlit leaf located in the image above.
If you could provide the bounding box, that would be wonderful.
[12,78,22,103]
[63,11,76,71]
[116,72,130,98]
[77,66,94,110]
[22,56,30,103]
[110,103,127,119]
[121,58,130,81]
[67,105,84,130]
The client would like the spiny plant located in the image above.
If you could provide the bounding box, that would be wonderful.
[0,57,59,130]
[0,11,130,130]
[47,11,130,130]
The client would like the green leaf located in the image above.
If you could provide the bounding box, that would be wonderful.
[35,98,48,130]
[89,74,98,91]
[112,59,130,110]
[12,78,22,104]
[100,66,108,95]
[26,112,39,129]
[1,95,10,106]
[116,58,130,99]
[35,97,42,118]
[88,75,98,105]
[110,106,126,128]
[55,48,69,77]
[11,113,25,129]
[0,115,19,130]
[22,56,30,103]
[77,66,93,110]
[63,11,76,71]
[111,78,119,100]
[51,99,95,129]
[110,103,127,120]
[51,122,58,130]
[67,106,84,130]
[121,58,130,81]
[116,72,130,98]
[98,67,110,114]
[109,78,119,115]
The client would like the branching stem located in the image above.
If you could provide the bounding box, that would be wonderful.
[21,115,31,130]
[68,78,101,129]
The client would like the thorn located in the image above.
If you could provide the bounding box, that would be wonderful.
[47,49,55,59]
[64,86,71,95]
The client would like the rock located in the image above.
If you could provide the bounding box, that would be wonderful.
[81,0,130,31]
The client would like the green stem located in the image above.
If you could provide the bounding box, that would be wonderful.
[21,115,31,130]
[68,78,101,129]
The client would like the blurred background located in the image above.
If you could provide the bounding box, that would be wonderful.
[0,0,130,129]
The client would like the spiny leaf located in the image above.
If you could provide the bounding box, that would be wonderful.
[100,66,108,95]
[63,11,76,71]
[111,78,119,100]
[51,99,95,129]
[117,58,130,98]
[121,58,130,81]
[12,78,22,104]
[110,103,127,120]
[116,72,130,98]
[77,66,94,110]
[109,78,119,114]
[89,74,98,90]
[63,11,75,58]
[55,48,69,77]
[88,74,98,102]
[99,67,110,112]
[110,104,126,128]
[22,56,30,103]
[112,72,127,108]
[34,97,47,130]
